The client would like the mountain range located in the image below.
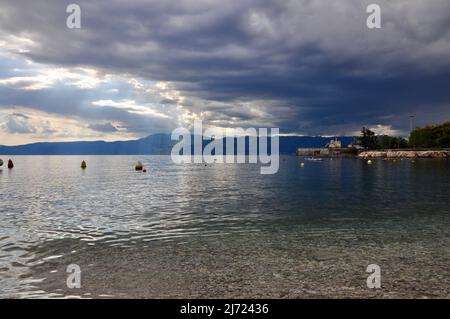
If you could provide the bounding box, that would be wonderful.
[0,134,357,155]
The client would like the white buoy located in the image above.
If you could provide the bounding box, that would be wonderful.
[367,160,373,165]
[300,162,305,167]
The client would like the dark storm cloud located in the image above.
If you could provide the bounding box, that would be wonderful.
[88,122,118,132]
[0,0,449,135]
[11,113,30,119]
[0,85,176,135]
[160,98,178,105]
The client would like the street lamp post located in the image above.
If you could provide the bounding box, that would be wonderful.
[409,115,415,132]
[409,115,415,149]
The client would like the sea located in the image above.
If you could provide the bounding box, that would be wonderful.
[0,155,449,298]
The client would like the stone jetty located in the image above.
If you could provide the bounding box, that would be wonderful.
[358,150,450,159]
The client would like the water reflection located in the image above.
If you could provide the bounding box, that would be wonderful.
[0,156,449,297]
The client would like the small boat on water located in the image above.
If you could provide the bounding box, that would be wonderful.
[305,157,323,161]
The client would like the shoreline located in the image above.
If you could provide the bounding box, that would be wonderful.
[358,150,450,159]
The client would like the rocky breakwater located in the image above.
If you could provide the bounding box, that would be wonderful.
[358,150,450,159]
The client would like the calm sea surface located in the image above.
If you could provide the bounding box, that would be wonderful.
[0,156,449,298]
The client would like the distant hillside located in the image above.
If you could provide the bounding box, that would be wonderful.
[0,134,356,155]
[0,134,173,155]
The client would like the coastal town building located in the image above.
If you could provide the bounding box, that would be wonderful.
[296,138,349,156]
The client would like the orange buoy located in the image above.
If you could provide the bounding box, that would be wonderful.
[135,161,143,171]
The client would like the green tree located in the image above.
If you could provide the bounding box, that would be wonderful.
[358,127,379,150]
[379,135,409,149]
[398,137,409,149]
[409,121,450,148]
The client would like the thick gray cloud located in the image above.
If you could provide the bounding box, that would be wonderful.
[88,122,118,132]
[3,114,37,134]
[0,84,177,134]
[0,0,449,138]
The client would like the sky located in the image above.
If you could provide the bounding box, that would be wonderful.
[0,0,449,145]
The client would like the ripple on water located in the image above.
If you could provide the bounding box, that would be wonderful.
[0,156,449,297]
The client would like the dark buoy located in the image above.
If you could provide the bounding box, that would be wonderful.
[81,160,87,169]
[0,159,3,167]
[143,169,147,173]
[8,159,14,169]
[135,161,143,171]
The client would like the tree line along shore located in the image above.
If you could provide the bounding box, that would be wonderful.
[357,120,450,151]
[354,120,450,158]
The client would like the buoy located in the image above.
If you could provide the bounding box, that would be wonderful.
[143,169,147,173]
[8,159,14,169]
[367,160,372,165]
[81,160,87,169]
[135,161,143,171]
[300,162,305,167]
[0,159,3,167]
